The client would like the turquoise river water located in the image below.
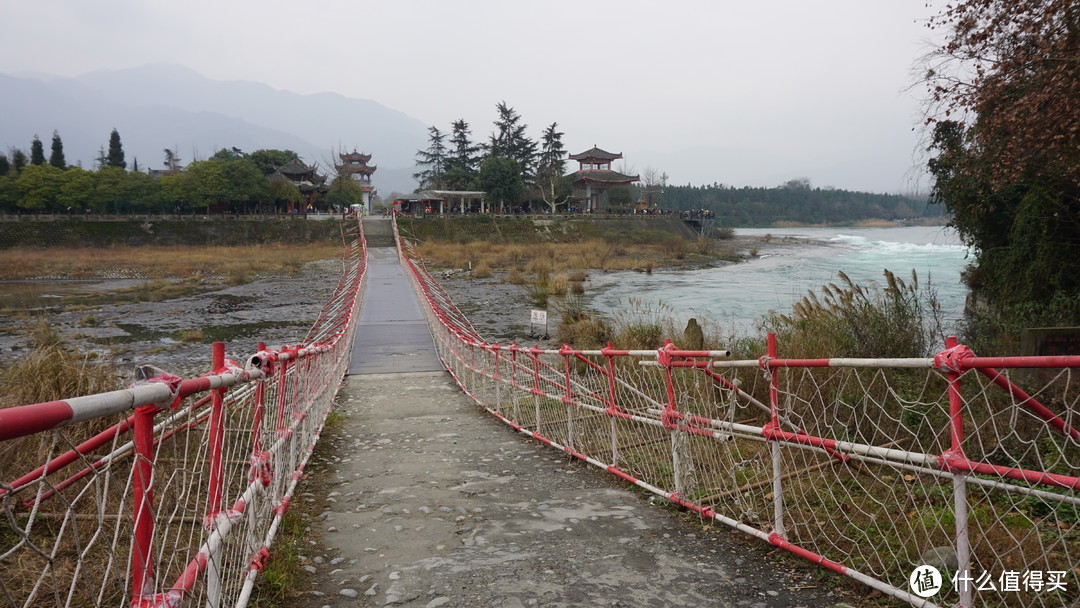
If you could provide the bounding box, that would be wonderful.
[586,225,971,334]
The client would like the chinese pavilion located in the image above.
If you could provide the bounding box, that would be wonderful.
[566,146,639,211]
[268,159,329,212]
[336,151,377,212]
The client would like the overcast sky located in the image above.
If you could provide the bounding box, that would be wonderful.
[1,1,944,193]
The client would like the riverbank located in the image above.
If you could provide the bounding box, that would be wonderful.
[432,232,819,348]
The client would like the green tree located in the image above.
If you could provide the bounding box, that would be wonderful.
[221,158,269,210]
[325,176,364,209]
[269,178,303,206]
[210,147,244,161]
[181,161,227,211]
[160,173,190,211]
[106,129,126,169]
[56,168,97,211]
[163,148,182,174]
[534,122,568,211]
[49,131,66,170]
[30,136,45,166]
[11,149,28,174]
[16,164,63,211]
[479,156,524,212]
[442,165,479,191]
[93,166,131,212]
[414,126,447,189]
[0,154,9,177]
[537,122,566,177]
[487,102,537,183]
[606,185,633,209]
[447,119,481,175]
[924,0,1080,347]
[248,149,299,175]
[0,175,17,212]
[125,170,163,212]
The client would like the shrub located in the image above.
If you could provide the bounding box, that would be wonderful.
[549,274,569,296]
[504,268,527,285]
[554,295,611,348]
[695,237,713,255]
[526,280,549,308]
[617,323,665,349]
[472,262,493,279]
[177,329,205,343]
[762,269,944,358]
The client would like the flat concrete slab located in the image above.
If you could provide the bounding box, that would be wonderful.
[347,247,444,375]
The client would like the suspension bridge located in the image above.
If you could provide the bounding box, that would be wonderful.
[0,216,1076,608]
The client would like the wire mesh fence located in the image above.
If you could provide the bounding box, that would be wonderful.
[0,220,367,608]
[394,217,1078,608]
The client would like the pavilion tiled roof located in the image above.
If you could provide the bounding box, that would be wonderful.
[568,169,640,185]
[276,158,318,177]
[340,151,372,163]
[569,146,623,161]
[338,163,377,174]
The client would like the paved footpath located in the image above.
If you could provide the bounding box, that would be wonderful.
[294,248,860,608]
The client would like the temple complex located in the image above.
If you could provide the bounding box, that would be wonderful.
[566,146,639,211]
[268,159,329,212]
[336,151,377,212]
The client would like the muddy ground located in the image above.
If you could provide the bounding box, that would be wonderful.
[0,259,343,379]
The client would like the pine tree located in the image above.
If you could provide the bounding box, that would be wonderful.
[487,102,537,183]
[538,123,566,177]
[414,126,447,189]
[0,154,9,177]
[106,128,126,169]
[49,131,66,170]
[447,119,481,173]
[11,150,28,174]
[30,136,45,165]
[536,123,569,213]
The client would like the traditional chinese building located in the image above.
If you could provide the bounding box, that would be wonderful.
[268,158,329,213]
[566,146,639,211]
[336,151,377,212]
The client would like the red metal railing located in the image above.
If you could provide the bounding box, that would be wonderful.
[393,216,1078,608]
[0,220,367,608]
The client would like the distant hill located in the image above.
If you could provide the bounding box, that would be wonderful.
[0,64,426,193]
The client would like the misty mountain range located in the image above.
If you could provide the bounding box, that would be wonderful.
[0,63,427,195]
[0,63,921,195]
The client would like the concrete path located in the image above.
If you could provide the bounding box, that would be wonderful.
[347,248,443,375]
[293,243,858,607]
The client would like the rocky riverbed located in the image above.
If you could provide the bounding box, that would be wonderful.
[0,259,344,380]
[0,232,806,384]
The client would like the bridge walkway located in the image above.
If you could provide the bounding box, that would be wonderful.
[296,244,843,607]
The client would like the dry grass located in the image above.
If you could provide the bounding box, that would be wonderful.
[549,274,569,296]
[177,329,205,343]
[503,269,527,285]
[0,243,345,280]
[471,262,493,279]
[0,320,121,490]
[414,238,726,275]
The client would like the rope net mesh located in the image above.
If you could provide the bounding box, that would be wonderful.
[395,219,1077,608]
[0,220,366,608]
